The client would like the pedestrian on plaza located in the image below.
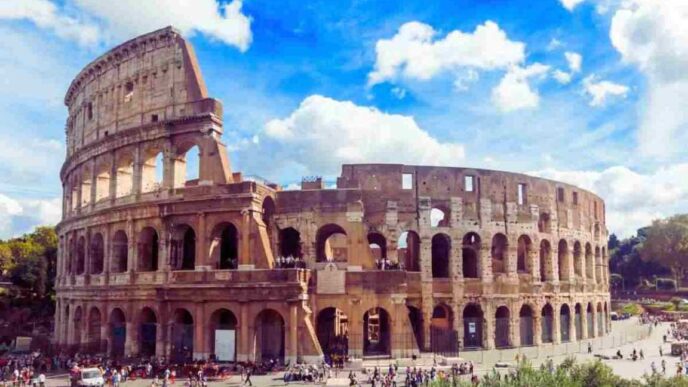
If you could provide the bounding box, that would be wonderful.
[243,367,252,386]
[660,346,663,357]
[640,349,644,360]
[651,361,657,375]
[38,373,45,387]
[588,342,592,354]
[662,359,666,374]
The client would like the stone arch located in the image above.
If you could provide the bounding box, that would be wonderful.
[109,308,126,357]
[431,233,451,278]
[367,232,387,261]
[94,157,111,202]
[558,239,569,281]
[171,308,194,363]
[80,164,93,207]
[255,309,285,363]
[115,150,134,198]
[575,303,583,340]
[541,303,554,343]
[278,227,302,258]
[364,307,391,356]
[90,233,104,274]
[112,230,128,273]
[87,307,102,352]
[139,307,158,357]
[171,224,196,270]
[261,196,275,231]
[560,304,571,342]
[519,304,534,346]
[495,305,510,348]
[538,212,551,233]
[138,227,159,272]
[316,224,348,262]
[208,308,238,361]
[539,240,552,282]
[431,303,453,330]
[586,303,594,337]
[573,241,583,277]
[517,235,532,273]
[491,233,508,274]
[141,146,164,193]
[399,231,421,272]
[76,236,86,275]
[316,307,349,359]
[463,303,483,349]
[462,232,481,279]
[585,243,594,279]
[210,222,239,269]
[184,144,201,184]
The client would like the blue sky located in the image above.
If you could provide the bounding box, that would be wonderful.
[0,0,687,238]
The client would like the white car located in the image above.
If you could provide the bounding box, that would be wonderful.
[77,368,104,387]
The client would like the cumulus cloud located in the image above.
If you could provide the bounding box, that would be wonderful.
[0,194,61,239]
[261,95,465,176]
[534,164,688,238]
[491,63,550,112]
[553,69,572,84]
[560,0,585,11]
[565,51,582,73]
[0,0,252,51]
[367,20,525,86]
[610,0,688,158]
[582,75,629,107]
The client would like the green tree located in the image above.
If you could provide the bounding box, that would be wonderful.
[641,215,688,288]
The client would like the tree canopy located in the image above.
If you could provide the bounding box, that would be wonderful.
[639,215,688,287]
[0,226,57,298]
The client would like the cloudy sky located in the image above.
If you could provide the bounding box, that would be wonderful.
[0,0,686,239]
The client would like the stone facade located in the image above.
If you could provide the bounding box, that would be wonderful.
[54,27,611,363]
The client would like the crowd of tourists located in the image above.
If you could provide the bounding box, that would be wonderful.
[274,256,307,269]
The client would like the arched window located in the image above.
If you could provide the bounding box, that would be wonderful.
[541,304,554,343]
[595,246,602,283]
[80,165,92,207]
[139,307,158,357]
[279,227,302,258]
[431,234,450,278]
[316,224,348,262]
[112,230,128,273]
[517,235,531,273]
[462,232,481,279]
[585,243,593,279]
[573,241,582,277]
[367,233,387,261]
[76,236,86,275]
[109,308,126,357]
[363,307,391,356]
[171,225,196,270]
[171,309,194,363]
[210,223,238,270]
[463,304,483,348]
[255,309,285,362]
[142,149,164,193]
[519,305,534,346]
[94,160,111,202]
[399,231,420,272]
[491,233,508,274]
[138,227,159,272]
[495,306,510,348]
[538,212,551,233]
[115,152,134,198]
[185,145,200,183]
[560,304,571,342]
[539,240,552,281]
[90,233,104,274]
[558,240,569,281]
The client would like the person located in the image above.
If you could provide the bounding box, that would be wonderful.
[640,349,644,360]
[660,346,663,357]
[588,342,592,354]
[113,370,121,387]
[38,373,45,387]
[616,350,623,359]
[243,367,252,386]
[651,361,657,375]
[662,359,667,374]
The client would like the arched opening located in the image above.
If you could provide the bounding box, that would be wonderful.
[94,160,111,202]
[399,231,420,272]
[407,306,424,351]
[539,240,551,282]
[597,303,604,336]
[139,307,157,358]
[184,145,201,183]
[575,303,583,340]
[255,309,285,363]
[67,237,75,274]
[209,309,238,362]
[316,224,348,262]
[585,243,593,280]
[90,233,104,274]
[463,304,483,349]
[76,236,85,275]
[87,307,102,353]
[368,232,387,265]
[141,149,164,193]
[430,207,449,227]
[138,227,159,272]
[594,223,600,240]
[80,168,92,207]
[171,225,196,270]
[573,241,582,277]
[171,309,194,363]
[558,240,569,281]
[210,223,239,270]
[587,303,594,337]
[491,233,508,274]
[519,305,534,346]
[462,232,481,279]
[430,304,457,354]
[112,230,128,273]
[109,308,126,358]
[115,152,134,198]
[517,235,531,273]
[495,306,510,348]
[538,212,551,233]
[278,227,303,267]
[431,233,450,278]
[560,304,571,342]
[316,307,349,362]
[541,304,554,343]
[431,304,452,330]
[363,307,391,357]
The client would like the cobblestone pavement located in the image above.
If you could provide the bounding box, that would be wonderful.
[41,319,678,386]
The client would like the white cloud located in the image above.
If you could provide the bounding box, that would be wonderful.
[262,95,465,176]
[368,20,525,86]
[565,51,582,73]
[560,0,585,11]
[582,75,629,107]
[491,63,550,112]
[0,0,252,51]
[534,164,688,237]
[0,194,61,239]
[0,0,99,46]
[553,69,572,84]
[610,0,688,158]
[391,87,407,99]
[547,38,563,51]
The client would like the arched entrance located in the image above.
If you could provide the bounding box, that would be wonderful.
[139,307,157,357]
[495,306,510,348]
[541,304,554,343]
[316,307,349,362]
[587,303,594,337]
[575,303,583,340]
[430,304,457,355]
[171,309,194,363]
[462,304,483,349]
[491,234,508,274]
[560,304,571,342]
[109,308,126,358]
[255,309,285,363]
[90,233,104,274]
[209,309,238,361]
[363,307,391,357]
[87,308,102,353]
[519,305,534,346]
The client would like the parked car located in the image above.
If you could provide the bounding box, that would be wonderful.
[77,368,104,387]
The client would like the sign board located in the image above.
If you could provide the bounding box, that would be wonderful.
[215,329,236,362]
[468,322,476,334]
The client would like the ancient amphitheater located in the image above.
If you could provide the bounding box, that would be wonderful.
[54,27,611,364]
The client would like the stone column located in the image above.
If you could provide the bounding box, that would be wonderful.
[287,303,298,363]
[127,219,136,274]
[553,306,561,345]
[193,302,206,359]
[529,248,540,282]
[506,243,518,280]
[483,303,494,350]
[132,145,143,196]
[89,158,97,210]
[480,243,493,282]
[125,316,137,355]
[109,151,117,203]
[533,314,542,346]
[510,302,519,347]
[238,211,252,269]
[580,308,589,340]
[237,302,249,361]
[570,310,577,342]
[196,212,209,270]
[551,246,560,284]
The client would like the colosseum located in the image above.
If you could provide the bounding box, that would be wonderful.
[54,27,611,364]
